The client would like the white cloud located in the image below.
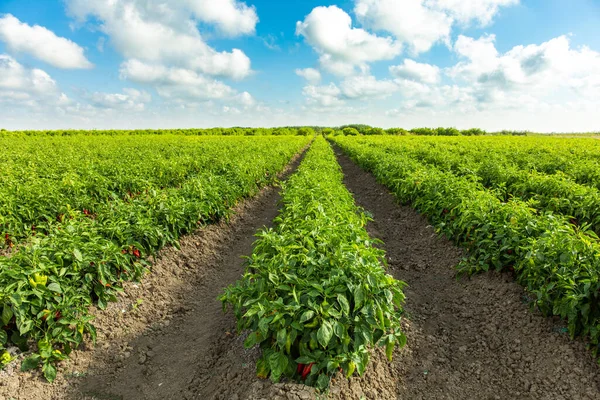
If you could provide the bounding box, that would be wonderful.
[340,75,398,99]
[0,54,68,106]
[296,6,401,76]
[390,59,441,84]
[0,14,93,69]
[302,83,344,107]
[66,0,252,80]
[355,0,452,54]
[354,0,518,54]
[436,0,519,25]
[447,34,600,108]
[120,59,238,101]
[87,88,151,111]
[295,68,322,84]
[185,0,258,37]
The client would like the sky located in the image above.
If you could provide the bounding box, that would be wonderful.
[0,0,599,132]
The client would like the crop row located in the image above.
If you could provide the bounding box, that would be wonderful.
[394,135,600,190]
[220,137,406,390]
[0,136,309,248]
[332,135,600,356]
[0,136,310,380]
[351,136,600,234]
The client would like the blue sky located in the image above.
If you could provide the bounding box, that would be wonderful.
[0,0,599,131]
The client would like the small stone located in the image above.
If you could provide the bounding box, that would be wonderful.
[459,346,467,352]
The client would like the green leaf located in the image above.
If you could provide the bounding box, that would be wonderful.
[276,328,287,348]
[18,319,34,335]
[317,320,333,348]
[47,283,62,293]
[0,330,7,345]
[244,332,258,348]
[354,286,365,311]
[1,304,13,326]
[268,351,288,382]
[42,362,57,383]
[337,294,350,315]
[73,249,83,262]
[316,374,330,390]
[295,356,314,364]
[299,310,315,323]
[20,354,41,371]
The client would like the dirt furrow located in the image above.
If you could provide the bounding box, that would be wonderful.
[334,147,600,400]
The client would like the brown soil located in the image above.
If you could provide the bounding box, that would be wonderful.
[334,146,600,400]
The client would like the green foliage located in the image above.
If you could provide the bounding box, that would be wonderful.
[365,127,385,135]
[332,135,600,357]
[220,137,406,391]
[342,127,360,136]
[0,135,310,381]
[339,125,373,135]
[461,128,487,136]
[297,127,316,136]
[385,128,408,136]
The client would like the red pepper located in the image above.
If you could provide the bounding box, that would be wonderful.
[133,249,141,258]
[301,363,313,380]
[297,363,304,374]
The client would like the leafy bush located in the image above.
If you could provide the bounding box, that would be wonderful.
[220,137,406,390]
[342,127,360,136]
[385,128,408,135]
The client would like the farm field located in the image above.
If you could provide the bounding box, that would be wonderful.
[1,131,600,400]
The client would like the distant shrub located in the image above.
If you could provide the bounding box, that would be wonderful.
[342,127,360,136]
[385,128,409,135]
[297,127,315,136]
[461,128,487,136]
[410,127,436,136]
[365,127,385,135]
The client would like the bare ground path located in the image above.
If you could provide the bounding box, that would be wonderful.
[333,146,600,400]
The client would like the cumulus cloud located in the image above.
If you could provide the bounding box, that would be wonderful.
[390,59,441,84]
[66,0,253,80]
[301,74,400,108]
[119,59,238,101]
[185,0,258,37]
[448,34,600,107]
[0,54,69,106]
[296,6,401,76]
[0,14,93,69]
[354,0,518,53]
[302,83,344,107]
[295,68,322,84]
[339,75,398,99]
[87,88,151,111]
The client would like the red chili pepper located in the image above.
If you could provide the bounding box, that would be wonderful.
[133,249,141,258]
[55,311,62,320]
[297,363,304,374]
[301,363,313,380]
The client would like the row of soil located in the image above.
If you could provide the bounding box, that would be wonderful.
[3,144,600,399]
